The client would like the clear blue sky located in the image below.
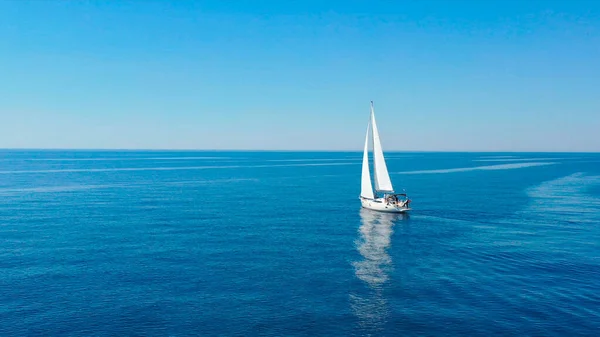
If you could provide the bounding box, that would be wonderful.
[1,0,599,151]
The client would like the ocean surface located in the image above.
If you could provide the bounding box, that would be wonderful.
[1,150,599,336]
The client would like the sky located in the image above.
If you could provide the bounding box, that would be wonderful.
[1,0,599,151]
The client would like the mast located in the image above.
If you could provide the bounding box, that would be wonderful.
[370,101,394,193]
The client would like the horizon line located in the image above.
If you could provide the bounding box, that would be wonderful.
[1,148,598,154]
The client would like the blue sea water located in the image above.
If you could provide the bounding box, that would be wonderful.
[1,150,599,336]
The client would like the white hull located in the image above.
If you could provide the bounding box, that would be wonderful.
[360,197,410,213]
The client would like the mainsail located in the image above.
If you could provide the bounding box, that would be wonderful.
[370,101,394,193]
[360,119,375,199]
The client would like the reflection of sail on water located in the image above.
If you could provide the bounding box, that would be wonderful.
[353,209,395,286]
[350,208,407,331]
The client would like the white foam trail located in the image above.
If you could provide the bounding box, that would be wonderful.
[266,156,414,162]
[394,162,556,175]
[265,158,360,162]
[0,178,260,196]
[478,155,518,159]
[165,178,259,186]
[474,158,564,162]
[0,184,121,195]
[509,173,600,257]
[525,173,600,222]
[413,214,480,225]
[25,156,234,161]
[0,162,359,174]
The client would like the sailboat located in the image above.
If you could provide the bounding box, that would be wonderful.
[360,101,411,213]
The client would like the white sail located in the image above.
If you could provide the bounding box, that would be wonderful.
[360,119,375,199]
[370,101,394,193]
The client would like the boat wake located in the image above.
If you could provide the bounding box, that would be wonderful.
[524,173,600,224]
[0,162,358,175]
[0,178,259,196]
[394,162,556,175]
[473,157,564,162]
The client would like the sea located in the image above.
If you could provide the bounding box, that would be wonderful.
[1,150,599,336]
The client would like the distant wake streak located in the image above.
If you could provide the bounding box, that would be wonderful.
[394,162,556,175]
[24,157,361,162]
[0,162,359,174]
[525,173,600,222]
[0,178,258,196]
[478,155,518,159]
[474,158,564,162]
[23,156,234,161]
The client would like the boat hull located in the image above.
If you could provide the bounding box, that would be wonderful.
[360,197,410,213]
